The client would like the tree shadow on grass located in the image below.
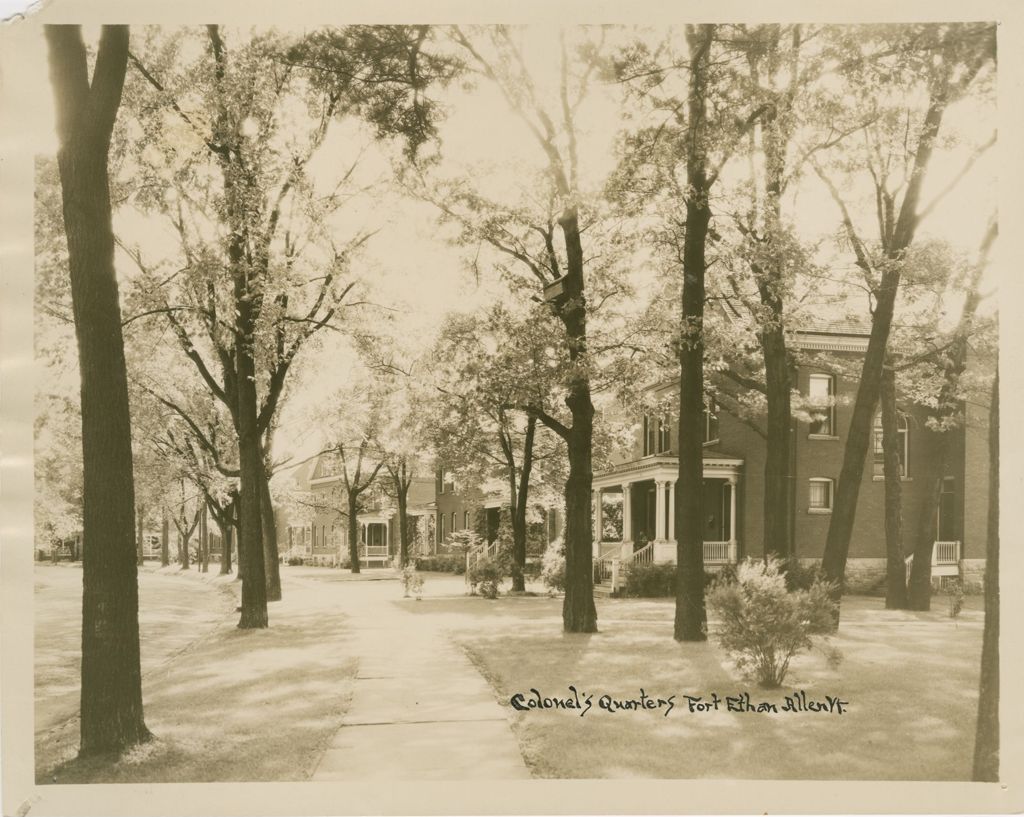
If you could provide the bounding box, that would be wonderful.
[37,602,359,784]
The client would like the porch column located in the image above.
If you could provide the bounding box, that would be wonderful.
[654,480,667,541]
[727,475,738,562]
[622,483,633,545]
[593,489,603,555]
[668,480,676,541]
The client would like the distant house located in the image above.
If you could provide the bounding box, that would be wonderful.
[282,453,437,567]
[593,321,991,593]
[434,466,564,552]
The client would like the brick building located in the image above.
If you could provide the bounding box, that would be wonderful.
[592,322,991,592]
[282,454,437,566]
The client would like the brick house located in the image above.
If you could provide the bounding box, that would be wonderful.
[434,466,564,552]
[283,454,437,566]
[592,322,991,592]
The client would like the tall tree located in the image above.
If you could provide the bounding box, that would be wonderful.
[672,24,717,642]
[410,26,635,632]
[905,221,997,609]
[813,24,995,618]
[879,362,908,609]
[45,23,149,754]
[973,367,998,781]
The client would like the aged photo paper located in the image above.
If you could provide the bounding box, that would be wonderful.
[2,0,1023,814]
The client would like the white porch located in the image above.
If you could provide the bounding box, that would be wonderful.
[591,454,742,589]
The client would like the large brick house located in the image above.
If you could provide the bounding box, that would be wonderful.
[592,322,991,592]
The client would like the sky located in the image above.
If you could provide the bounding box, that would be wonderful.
[27,24,1000,470]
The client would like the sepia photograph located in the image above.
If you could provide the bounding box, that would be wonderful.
[1,1,1020,814]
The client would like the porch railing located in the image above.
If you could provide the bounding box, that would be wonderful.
[905,540,962,583]
[631,542,655,567]
[933,540,960,565]
[359,544,389,559]
[703,541,731,564]
[465,539,500,582]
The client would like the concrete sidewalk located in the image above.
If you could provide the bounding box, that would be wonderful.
[309,580,530,780]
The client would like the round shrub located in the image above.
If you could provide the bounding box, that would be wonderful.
[706,557,840,688]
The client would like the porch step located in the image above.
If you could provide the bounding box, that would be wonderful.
[593,582,614,598]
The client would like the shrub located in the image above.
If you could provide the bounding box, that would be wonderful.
[783,558,826,592]
[946,579,965,619]
[397,563,425,599]
[706,557,839,688]
[467,555,504,599]
[415,554,465,574]
[620,562,676,597]
[286,556,304,566]
[540,537,565,593]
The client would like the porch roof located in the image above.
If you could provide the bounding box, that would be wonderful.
[593,453,743,489]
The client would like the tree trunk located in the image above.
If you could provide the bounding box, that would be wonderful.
[880,365,908,609]
[235,321,268,627]
[233,499,243,581]
[179,516,191,570]
[554,209,597,633]
[258,465,282,601]
[136,503,145,566]
[674,24,714,643]
[973,369,998,781]
[396,472,410,567]
[46,24,149,755]
[821,93,948,622]
[511,416,536,592]
[348,492,361,574]
[217,512,232,575]
[761,329,792,561]
[160,509,169,567]
[200,503,209,573]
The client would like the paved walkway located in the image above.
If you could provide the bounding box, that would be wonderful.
[307,577,530,780]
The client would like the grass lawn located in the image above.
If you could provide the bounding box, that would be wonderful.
[35,564,360,784]
[402,589,984,780]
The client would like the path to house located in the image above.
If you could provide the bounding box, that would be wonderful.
[301,571,530,781]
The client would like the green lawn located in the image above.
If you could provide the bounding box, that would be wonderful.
[36,564,359,784]
[401,590,984,780]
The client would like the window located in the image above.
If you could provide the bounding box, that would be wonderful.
[451,511,456,532]
[643,415,656,455]
[438,468,447,494]
[439,513,446,541]
[808,374,835,436]
[873,411,909,477]
[643,415,672,455]
[938,477,958,541]
[703,397,719,444]
[464,511,470,530]
[808,478,833,512]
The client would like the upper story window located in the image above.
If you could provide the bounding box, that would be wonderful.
[873,411,909,478]
[703,397,719,444]
[643,415,672,456]
[808,374,836,436]
[438,467,455,494]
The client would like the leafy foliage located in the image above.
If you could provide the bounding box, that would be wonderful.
[467,555,505,599]
[706,558,839,688]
